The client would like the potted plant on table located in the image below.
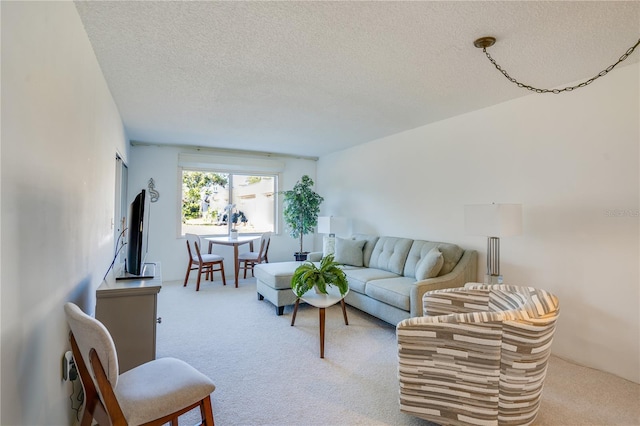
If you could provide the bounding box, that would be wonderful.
[290,255,348,297]
[282,175,324,261]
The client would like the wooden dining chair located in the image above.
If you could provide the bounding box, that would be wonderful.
[184,233,226,291]
[263,234,271,263]
[238,232,271,278]
[64,302,216,426]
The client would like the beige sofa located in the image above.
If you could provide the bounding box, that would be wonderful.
[255,234,477,325]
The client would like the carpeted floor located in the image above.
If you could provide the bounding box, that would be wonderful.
[156,278,640,426]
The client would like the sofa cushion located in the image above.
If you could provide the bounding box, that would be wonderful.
[334,237,366,266]
[364,276,415,311]
[436,242,464,275]
[351,234,379,267]
[369,237,413,275]
[415,247,444,280]
[344,268,400,294]
[404,240,464,277]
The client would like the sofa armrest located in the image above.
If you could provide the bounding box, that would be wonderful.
[408,249,477,317]
[307,251,323,262]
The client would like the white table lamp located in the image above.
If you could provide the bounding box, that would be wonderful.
[317,216,346,257]
[465,204,523,284]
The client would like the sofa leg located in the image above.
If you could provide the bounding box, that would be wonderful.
[257,293,264,301]
[276,306,284,316]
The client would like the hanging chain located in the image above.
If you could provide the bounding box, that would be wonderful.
[482,38,640,94]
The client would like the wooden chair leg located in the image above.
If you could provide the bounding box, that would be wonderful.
[245,261,255,278]
[206,265,213,281]
[200,395,215,426]
[200,396,214,426]
[220,262,227,286]
[196,264,203,291]
[212,265,217,281]
[184,259,193,287]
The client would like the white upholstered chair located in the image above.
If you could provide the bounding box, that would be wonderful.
[238,231,271,278]
[397,284,559,426]
[65,302,216,426]
[184,233,226,291]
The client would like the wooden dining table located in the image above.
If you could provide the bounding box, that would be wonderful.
[206,235,260,288]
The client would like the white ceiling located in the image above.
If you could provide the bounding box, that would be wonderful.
[74,1,639,158]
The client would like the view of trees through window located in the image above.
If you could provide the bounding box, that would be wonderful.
[181,170,276,236]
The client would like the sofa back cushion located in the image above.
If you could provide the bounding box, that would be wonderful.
[414,247,444,280]
[405,240,465,278]
[369,237,413,275]
[334,237,367,266]
[351,234,379,267]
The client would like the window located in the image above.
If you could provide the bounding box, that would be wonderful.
[181,170,277,236]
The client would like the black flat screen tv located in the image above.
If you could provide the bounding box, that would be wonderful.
[117,189,153,280]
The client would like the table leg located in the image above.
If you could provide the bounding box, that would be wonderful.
[340,299,349,325]
[291,299,300,326]
[233,244,239,288]
[319,307,325,358]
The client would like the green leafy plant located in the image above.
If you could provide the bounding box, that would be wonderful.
[291,255,348,297]
[282,175,324,256]
[181,171,228,220]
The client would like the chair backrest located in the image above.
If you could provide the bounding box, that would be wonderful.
[185,233,204,262]
[64,302,119,388]
[257,232,272,260]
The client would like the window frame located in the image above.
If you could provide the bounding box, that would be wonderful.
[178,166,280,238]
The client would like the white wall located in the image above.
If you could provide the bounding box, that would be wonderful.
[128,145,318,281]
[317,63,640,383]
[1,2,128,424]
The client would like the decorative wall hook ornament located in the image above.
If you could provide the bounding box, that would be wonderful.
[148,178,160,202]
[474,36,640,94]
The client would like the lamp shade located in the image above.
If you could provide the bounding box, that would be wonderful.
[317,216,346,236]
[464,204,523,237]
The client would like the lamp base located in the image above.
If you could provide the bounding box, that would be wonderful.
[323,234,336,257]
[485,274,503,285]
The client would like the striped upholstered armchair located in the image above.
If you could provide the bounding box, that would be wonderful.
[396,284,559,426]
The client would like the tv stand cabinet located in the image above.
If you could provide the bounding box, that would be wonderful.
[96,262,161,373]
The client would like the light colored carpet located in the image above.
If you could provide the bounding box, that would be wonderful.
[156,278,640,426]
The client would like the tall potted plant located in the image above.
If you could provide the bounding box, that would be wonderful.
[282,175,324,261]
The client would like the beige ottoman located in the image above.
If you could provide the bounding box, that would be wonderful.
[254,261,302,315]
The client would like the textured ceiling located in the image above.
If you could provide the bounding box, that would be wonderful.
[74,1,639,157]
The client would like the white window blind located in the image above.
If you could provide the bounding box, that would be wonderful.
[178,153,285,173]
